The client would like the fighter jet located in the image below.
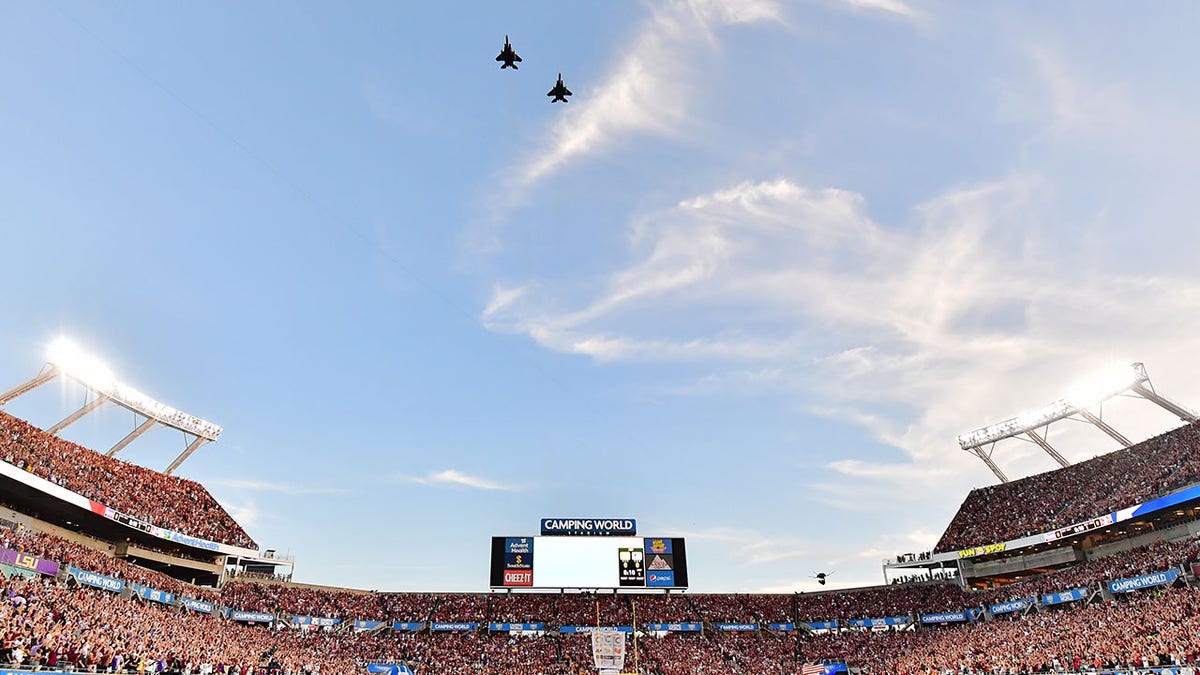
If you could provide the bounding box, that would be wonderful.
[547,73,572,103]
[496,36,521,69]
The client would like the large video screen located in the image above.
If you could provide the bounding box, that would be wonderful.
[489,536,688,589]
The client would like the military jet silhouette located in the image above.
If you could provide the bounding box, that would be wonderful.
[496,36,521,69]
[547,73,572,103]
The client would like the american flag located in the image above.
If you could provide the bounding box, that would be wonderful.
[801,663,826,675]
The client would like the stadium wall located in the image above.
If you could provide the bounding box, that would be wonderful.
[964,546,1083,579]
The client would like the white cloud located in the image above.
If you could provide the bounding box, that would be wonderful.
[484,175,1200,491]
[517,0,782,185]
[842,0,919,19]
[392,469,520,492]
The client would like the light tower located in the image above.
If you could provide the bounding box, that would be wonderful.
[957,363,1198,483]
[0,338,221,474]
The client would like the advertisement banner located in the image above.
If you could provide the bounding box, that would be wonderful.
[429,622,478,632]
[989,598,1035,615]
[919,612,967,624]
[67,567,124,593]
[355,621,385,631]
[591,629,626,672]
[488,623,545,632]
[392,622,424,632]
[645,622,703,632]
[807,621,838,630]
[768,623,796,632]
[541,518,637,536]
[293,616,342,627]
[847,617,908,628]
[503,538,533,587]
[1041,588,1088,606]
[714,623,759,632]
[0,546,59,576]
[559,626,634,634]
[180,597,214,614]
[366,665,414,675]
[1107,569,1180,594]
[229,611,275,623]
[129,583,174,605]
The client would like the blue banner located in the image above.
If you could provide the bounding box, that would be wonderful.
[230,611,275,623]
[488,623,545,631]
[920,611,967,624]
[714,623,758,632]
[1108,569,1180,594]
[807,621,838,630]
[430,622,478,632]
[559,626,634,633]
[1128,484,1200,519]
[768,623,795,632]
[366,665,414,675]
[540,518,636,536]
[293,615,342,627]
[1042,588,1088,606]
[180,597,214,614]
[129,583,174,605]
[67,567,124,593]
[355,621,385,630]
[645,622,703,632]
[392,622,424,632]
[989,598,1035,615]
[846,617,908,628]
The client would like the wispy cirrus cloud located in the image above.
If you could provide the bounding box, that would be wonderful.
[517,0,783,186]
[391,469,521,492]
[483,175,1200,490]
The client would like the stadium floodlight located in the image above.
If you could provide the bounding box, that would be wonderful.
[44,338,222,442]
[957,362,1195,483]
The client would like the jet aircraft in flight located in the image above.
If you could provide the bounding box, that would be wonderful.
[496,36,521,69]
[547,73,572,103]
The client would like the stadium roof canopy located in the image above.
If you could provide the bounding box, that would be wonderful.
[0,337,220,474]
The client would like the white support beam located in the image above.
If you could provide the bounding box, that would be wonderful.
[46,395,109,436]
[0,368,58,407]
[107,417,157,457]
[164,436,208,475]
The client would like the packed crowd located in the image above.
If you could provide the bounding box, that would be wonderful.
[0,412,256,549]
[936,422,1200,553]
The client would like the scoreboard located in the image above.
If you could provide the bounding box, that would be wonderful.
[489,536,688,589]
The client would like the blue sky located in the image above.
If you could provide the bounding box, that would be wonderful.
[2,0,1200,593]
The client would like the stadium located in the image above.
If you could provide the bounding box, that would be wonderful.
[4,342,1200,675]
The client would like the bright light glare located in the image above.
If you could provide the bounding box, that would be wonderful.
[47,337,117,389]
[1065,363,1138,409]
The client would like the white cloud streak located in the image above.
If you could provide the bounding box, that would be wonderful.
[517,0,782,185]
[484,175,1200,491]
[392,469,521,492]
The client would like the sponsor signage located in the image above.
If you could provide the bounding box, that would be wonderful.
[502,569,533,586]
[847,617,908,628]
[488,623,545,632]
[1041,588,1088,606]
[808,621,838,630]
[293,616,342,627]
[430,622,478,632]
[366,665,415,675]
[230,611,276,623]
[920,611,967,624]
[129,583,174,605]
[591,629,627,672]
[503,537,533,587]
[715,623,759,632]
[645,622,703,632]
[67,566,124,593]
[559,626,634,634]
[957,542,1007,559]
[392,622,424,632]
[768,623,796,632]
[0,546,59,576]
[1107,569,1180,594]
[180,597,214,614]
[355,621,385,630]
[540,518,637,536]
[989,598,1034,615]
